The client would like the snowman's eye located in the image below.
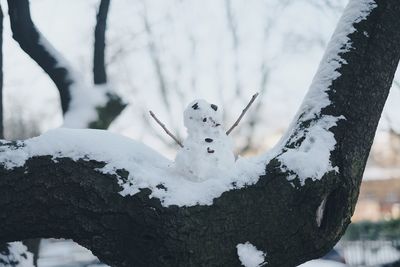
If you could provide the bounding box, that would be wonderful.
[192,103,199,110]
[203,118,207,122]
[211,104,218,111]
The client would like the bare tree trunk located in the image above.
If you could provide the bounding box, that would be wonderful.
[89,0,127,130]
[94,0,110,85]
[0,0,399,266]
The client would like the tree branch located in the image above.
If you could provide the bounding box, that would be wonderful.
[1,0,399,266]
[7,0,72,113]
[94,0,110,85]
[226,93,259,135]
[149,110,183,148]
[7,0,126,129]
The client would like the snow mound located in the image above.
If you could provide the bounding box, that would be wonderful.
[174,99,235,181]
[237,242,266,267]
[0,128,267,207]
[0,242,34,267]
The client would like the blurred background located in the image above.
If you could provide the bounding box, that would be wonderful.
[2,0,400,266]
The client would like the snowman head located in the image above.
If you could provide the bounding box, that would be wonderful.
[184,99,223,132]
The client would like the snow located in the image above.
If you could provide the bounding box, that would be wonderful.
[174,99,235,181]
[38,35,107,128]
[297,259,346,267]
[0,242,34,267]
[271,0,377,185]
[236,242,266,267]
[38,239,107,267]
[0,128,266,207]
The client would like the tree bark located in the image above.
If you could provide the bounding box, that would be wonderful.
[90,0,126,129]
[0,0,399,266]
[94,0,110,85]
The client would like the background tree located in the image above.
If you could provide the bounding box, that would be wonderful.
[1,0,124,265]
[7,0,125,130]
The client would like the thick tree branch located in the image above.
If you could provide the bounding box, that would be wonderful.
[280,0,400,240]
[7,0,71,113]
[0,0,399,266]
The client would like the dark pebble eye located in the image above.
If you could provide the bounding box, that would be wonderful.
[192,103,199,110]
[205,138,213,143]
[203,118,207,122]
[211,104,218,111]
[207,147,215,153]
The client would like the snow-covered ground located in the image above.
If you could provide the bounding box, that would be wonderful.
[298,259,347,267]
[38,239,107,267]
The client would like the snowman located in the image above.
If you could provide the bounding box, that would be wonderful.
[174,99,235,182]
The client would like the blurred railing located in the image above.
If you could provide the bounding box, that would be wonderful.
[337,240,400,267]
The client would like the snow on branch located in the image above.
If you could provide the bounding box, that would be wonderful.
[270,0,377,186]
[0,128,266,207]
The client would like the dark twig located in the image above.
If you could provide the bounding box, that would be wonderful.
[226,93,259,135]
[149,111,183,148]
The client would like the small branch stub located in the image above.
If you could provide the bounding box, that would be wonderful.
[149,110,184,148]
[226,93,259,135]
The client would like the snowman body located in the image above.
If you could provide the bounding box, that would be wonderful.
[174,99,235,182]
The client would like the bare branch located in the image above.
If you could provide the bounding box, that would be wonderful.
[226,93,259,135]
[149,110,183,148]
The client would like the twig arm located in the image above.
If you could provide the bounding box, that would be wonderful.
[226,93,259,135]
[149,111,184,148]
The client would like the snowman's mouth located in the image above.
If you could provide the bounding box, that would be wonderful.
[208,117,220,127]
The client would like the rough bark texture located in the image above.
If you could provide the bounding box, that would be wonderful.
[0,0,399,267]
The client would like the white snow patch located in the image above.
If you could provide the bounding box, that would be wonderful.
[237,242,266,267]
[278,116,341,185]
[270,0,376,185]
[298,259,346,267]
[0,242,34,267]
[0,128,267,207]
[38,35,107,128]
